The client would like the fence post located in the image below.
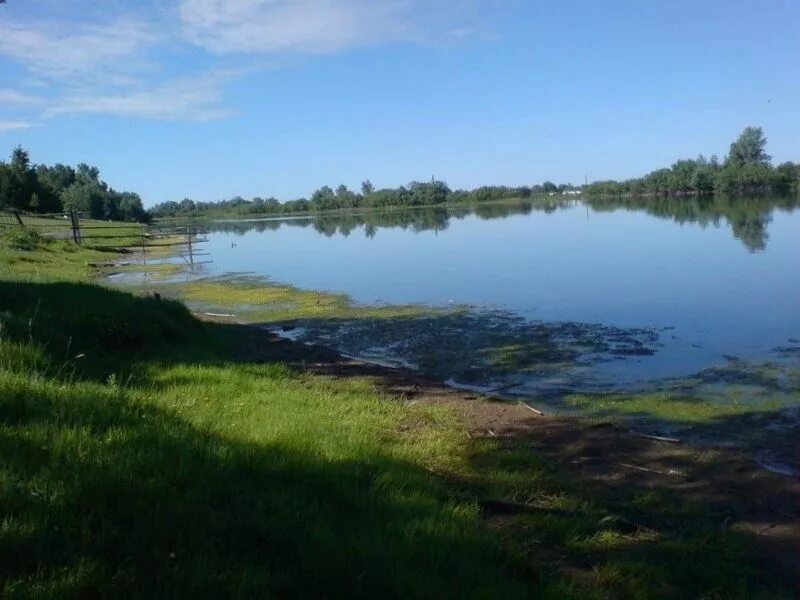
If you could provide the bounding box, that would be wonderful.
[187,230,194,268]
[69,211,80,244]
[13,211,24,226]
[140,224,147,269]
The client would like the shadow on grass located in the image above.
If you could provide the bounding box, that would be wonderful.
[0,377,537,597]
[0,280,539,596]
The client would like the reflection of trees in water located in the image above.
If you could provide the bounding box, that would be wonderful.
[585,195,798,252]
[206,202,547,238]
[203,196,796,252]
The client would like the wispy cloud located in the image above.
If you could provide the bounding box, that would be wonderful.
[0,1,489,125]
[178,0,429,54]
[43,70,238,122]
[0,120,35,133]
[0,10,235,123]
[0,18,159,81]
[0,89,45,107]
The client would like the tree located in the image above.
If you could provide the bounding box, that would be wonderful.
[179,198,196,213]
[726,126,771,168]
[542,181,557,193]
[61,181,106,218]
[774,162,799,189]
[311,185,336,210]
[335,184,358,208]
[11,146,30,173]
[361,180,374,196]
[407,180,450,206]
[75,163,101,184]
[116,192,146,222]
[0,147,35,210]
[36,164,76,212]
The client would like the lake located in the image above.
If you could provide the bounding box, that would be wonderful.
[194,196,800,399]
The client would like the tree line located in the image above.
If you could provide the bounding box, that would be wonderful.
[586,127,799,197]
[7,126,793,223]
[0,147,147,222]
[149,180,579,219]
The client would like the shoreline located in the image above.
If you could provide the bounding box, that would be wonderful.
[123,258,800,479]
[199,313,800,576]
[214,311,800,477]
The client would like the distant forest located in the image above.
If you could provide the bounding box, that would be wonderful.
[0,147,146,222]
[148,180,580,219]
[149,126,798,218]
[1,127,796,222]
[585,127,798,197]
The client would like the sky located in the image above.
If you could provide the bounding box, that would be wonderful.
[0,0,798,206]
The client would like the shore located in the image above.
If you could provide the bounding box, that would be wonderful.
[210,315,800,579]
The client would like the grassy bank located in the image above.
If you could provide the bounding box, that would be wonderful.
[0,228,793,598]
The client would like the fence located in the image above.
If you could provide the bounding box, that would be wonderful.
[1,209,211,272]
[0,210,82,242]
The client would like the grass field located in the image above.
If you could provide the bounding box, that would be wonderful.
[0,227,794,598]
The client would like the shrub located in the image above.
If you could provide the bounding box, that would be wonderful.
[5,227,42,251]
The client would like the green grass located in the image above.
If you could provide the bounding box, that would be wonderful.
[0,214,148,250]
[0,229,793,598]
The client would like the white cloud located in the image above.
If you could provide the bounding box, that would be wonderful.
[0,120,35,133]
[179,0,416,54]
[43,71,238,122]
[0,18,158,81]
[0,12,233,122]
[0,1,490,125]
[0,89,45,107]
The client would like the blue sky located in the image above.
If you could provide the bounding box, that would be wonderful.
[1,0,798,206]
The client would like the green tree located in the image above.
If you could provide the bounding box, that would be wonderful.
[11,146,31,173]
[0,147,36,210]
[61,181,106,218]
[726,127,771,168]
[116,192,147,222]
[310,185,336,210]
[774,162,799,189]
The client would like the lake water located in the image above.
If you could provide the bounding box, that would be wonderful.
[198,196,800,396]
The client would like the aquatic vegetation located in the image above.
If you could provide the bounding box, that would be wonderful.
[286,311,660,386]
[160,276,436,321]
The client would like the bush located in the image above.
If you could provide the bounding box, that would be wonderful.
[5,227,41,251]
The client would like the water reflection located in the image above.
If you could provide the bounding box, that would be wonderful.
[205,195,798,252]
[585,194,799,252]
[207,199,573,239]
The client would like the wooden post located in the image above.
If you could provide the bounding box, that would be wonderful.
[140,224,147,268]
[187,230,194,268]
[69,211,79,244]
[13,211,24,226]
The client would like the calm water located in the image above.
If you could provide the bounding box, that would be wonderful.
[199,197,800,393]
